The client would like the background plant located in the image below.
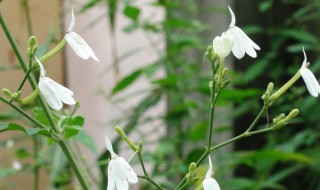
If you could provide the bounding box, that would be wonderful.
[0,0,320,190]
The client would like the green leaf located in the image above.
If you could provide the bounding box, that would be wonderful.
[111,70,142,95]
[61,116,85,139]
[259,0,273,12]
[16,148,30,158]
[189,122,207,141]
[64,125,83,139]
[80,0,102,12]
[241,59,269,83]
[74,131,97,153]
[0,122,49,136]
[123,6,141,21]
[33,107,59,127]
[280,29,318,44]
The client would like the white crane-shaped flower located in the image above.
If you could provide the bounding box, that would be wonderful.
[202,156,221,190]
[105,136,138,190]
[65,9,99,62]
[36,57,76,110]
[226,6,260,59]
[299,47,320,97]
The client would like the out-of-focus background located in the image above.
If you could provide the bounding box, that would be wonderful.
[1,0,320,189]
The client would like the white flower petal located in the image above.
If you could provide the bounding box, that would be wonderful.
[212,32,234,58]
[67,8,76,32]
[301,47,308,68]
[118,157,138,184]
[237,27,260,50]
[35,56,46,77]
[108,160,116,190]
[105,136,117,158]
[226,6,260,59]
[115,177,129,190]
[227,29,245,59]
[39,79,63,110]
[228,5,236,27]
[65,32,99,61]
[300,67,320,97]
[205,156,213,179]
[203,178,221,190]
[47,78,74,96]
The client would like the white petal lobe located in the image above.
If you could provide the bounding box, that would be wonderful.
[118,157,138,184]
[39,79,63,110]
[228,5,236,27]
[108,160,116,190]
[203,178,221,190]
[105,136,117,158]
[300,67,320,97]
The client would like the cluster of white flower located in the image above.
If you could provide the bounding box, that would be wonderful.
[37,9,98,110]
[212,6,320,98]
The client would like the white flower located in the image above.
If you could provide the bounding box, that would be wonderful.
[12,161,22,171]
[299,47,320,97]
[212,32,234,58]
[65,9,99,62]
[105,136,138,190]
[225,6,260,59]
[202,156,221,190]
[35,57,76,110]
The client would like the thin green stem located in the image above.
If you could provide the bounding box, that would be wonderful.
[137,151,164,190]
[22,0,33,36]
[138,175,165,190]
[33,39,67,69]
[245,105,267,133]
[175,105,268,190]
[0,97,47,129]
[32,136,39,190]
[17,69,32,92]
[58,141,89,190]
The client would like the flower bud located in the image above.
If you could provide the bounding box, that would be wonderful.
[188,162,196,173]
[115,125,138,151]
[288,109,299,119]
[267,82,274,94]
[28,36,37,47]
[2,88,12,96]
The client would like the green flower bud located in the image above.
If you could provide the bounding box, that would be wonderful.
[115,125,138,151]
[32,45,38,54]
[288,109,299,119]
[2,88,12,96]
[188,162,196,173]
[267,82,274,94]
[28,36,37,47]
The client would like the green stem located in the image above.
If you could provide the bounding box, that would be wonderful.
[19,87,40,105]
[22,0,33,36]
[138,175,165,190]
[0,97,47,129]
[33,136,39,190]
[269,71,301,101]
[33,39,67,69]
[58,141,89,190]
[137,151,164,190]
[175,105,268,190]
[17,68,32,92]
[245,105,267,133]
